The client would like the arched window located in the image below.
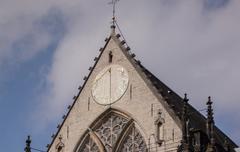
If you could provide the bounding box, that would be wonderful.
[75,109,148,152]
[78,135,100,152]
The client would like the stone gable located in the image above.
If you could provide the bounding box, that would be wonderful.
[48,34,182,152]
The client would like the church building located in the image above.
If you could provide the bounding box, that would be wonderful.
[25,13,238,152]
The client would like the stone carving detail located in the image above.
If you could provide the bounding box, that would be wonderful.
[56,135,64,152]
[79,136,100,152]
[155,109,165,145]
[120,126,147,152]
[95,113,129,152]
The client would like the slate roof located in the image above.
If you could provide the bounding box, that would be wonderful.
[136,59,238,151]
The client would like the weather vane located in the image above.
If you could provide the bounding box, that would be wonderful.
[108,0,120,27]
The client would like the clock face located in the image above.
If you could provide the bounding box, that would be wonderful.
[92,64,129,105]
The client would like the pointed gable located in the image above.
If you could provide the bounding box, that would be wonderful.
[47,29,184,151]
[46,27,238,152]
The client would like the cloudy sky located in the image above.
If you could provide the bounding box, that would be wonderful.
[0,0,239,151]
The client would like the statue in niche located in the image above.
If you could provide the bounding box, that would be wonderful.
[155,109,165,145]
[56,135,65,152]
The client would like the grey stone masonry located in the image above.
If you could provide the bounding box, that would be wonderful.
[47,33,182,152]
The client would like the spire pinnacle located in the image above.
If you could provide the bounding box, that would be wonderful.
[182,93,191,152]
[206,96,216,152]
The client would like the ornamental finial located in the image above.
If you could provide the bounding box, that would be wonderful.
[24,135,31,152]
[206,96,216,152]
[181,93,191,151]
[108,0,120,34]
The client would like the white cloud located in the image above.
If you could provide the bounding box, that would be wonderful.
[0,0,72,66]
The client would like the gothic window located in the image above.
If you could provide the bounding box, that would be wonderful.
[119,126,147,152]
[75,109,148,152]
[78,135,100,152]
[95,113,129,152]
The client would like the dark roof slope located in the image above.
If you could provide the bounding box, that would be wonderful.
[137,61,238,150]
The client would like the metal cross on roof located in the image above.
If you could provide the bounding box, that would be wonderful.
[108,0,120,25]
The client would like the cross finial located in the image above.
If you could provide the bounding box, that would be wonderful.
[108,0,120,32]
[24,135,31,152]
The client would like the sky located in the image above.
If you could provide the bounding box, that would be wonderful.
[0,0,239,151]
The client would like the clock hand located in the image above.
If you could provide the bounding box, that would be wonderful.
[95,68,111,83]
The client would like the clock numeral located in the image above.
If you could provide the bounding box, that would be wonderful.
[88,97,90,111]
[130,84,133,100]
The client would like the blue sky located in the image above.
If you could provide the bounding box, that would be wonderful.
[0,0,239,151]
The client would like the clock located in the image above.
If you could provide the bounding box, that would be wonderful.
[92,64,129,105]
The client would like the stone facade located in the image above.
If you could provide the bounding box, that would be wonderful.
[48,33,182,152]
[45,30,238,152]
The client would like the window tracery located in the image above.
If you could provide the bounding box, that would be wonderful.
[119,126,147,152]
[76,109,147,152]
[79,135,100,152]
[95,113,129,152]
